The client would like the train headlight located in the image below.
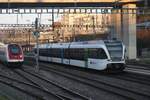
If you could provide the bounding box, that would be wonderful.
[107,59,111,61]
[19,55,23,58]
[121,59,124,61]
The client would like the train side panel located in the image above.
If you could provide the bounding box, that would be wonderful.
[87,58,108,70]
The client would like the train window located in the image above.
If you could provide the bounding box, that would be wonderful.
[97,49,107,59]
[0,51,5,55]
[49,48,54,57]
[48,48,61,58]
[34,49,37,54]
[88,48,98,59]
[55,49,61,58]
[39,49,48,56]
[47,48,51,57]
[69,48,84,60]
[88,48,107,59]
[64,49,70,59]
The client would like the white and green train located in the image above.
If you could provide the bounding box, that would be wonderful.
[34,40,126,71]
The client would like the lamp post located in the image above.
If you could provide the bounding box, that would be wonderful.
[114,0,122,8]
[28,29,31,51]
[26,19,32,52]
[144,0,148,8]
[46,18,52,43]
[7,0,10,13]
[92,16,96,39]
[73,0,78,42]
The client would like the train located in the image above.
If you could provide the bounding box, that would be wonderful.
[34,40,126,71]
[0,43,24,67]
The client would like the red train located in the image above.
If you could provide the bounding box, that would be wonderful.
[0,43,24,67]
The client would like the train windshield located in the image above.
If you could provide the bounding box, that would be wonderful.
[8,44,21,54]
[104,41,123,61]
[108,47,122,60]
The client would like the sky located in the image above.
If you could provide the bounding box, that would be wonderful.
[0,14,62,24]
[0,7,112,25]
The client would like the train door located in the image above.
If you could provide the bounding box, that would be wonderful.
[63,48,70,65]
[61,48,63,63]
[47,45,52,62]
[84,48,88,68]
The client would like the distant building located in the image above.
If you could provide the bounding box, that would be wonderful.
[136,9,150,57]
[55,13,111,41]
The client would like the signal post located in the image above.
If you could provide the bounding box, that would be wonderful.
[34,18,40,72]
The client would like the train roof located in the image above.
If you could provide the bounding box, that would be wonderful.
[37,40,122,49]
[0,42,6,48]
[0,42,4,46]
[0,43,21,48]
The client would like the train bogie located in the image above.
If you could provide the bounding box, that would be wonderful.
[6,62,23,67]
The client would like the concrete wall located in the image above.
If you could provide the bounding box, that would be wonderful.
[111,4,137,59]
[122,4,137,59]
[111,9,122,40]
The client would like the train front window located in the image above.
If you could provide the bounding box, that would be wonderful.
[8,45,21,54]
[108,47,122,60]
[109,51,122,60]
[104,41,123,61]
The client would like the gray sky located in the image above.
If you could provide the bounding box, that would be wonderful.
[0,14,62,24]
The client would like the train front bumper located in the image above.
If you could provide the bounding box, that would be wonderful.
[106,62,126,71]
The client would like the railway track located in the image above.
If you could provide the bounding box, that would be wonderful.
[127,65,150,70]
[0,66,39,87]
[0,73,61,100]
[39,62,150,85]
[29,63,150,100]
[107,71,150,86]
[125,67,150,75]
[0,64,87,100]
[14,68,90,100]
